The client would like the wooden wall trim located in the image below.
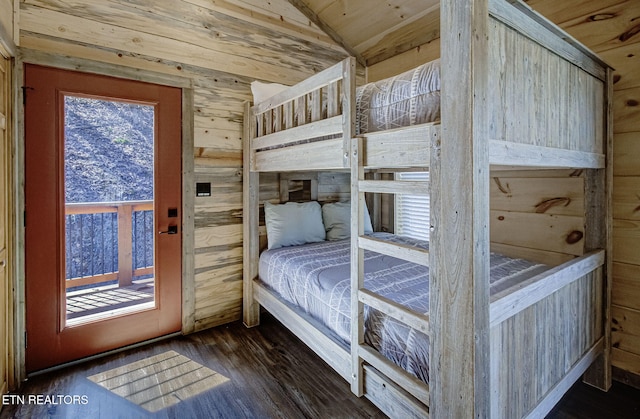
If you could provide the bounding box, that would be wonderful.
[612,365,640,390]
[12,51,24,386]
[182,88,196,334]
[1,47,15,393]
[19,48,193,89]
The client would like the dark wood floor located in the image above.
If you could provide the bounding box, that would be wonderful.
[548,380,640,419]
[1,313,639,418]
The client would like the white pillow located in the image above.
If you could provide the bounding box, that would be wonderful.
[322,201,373,241]
[264,201,326,249]
[250,80,288,104]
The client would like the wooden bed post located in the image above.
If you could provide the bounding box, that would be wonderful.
[350,137,365,397]
[431,0,490,417]
[243,101,260,327]
[342,57,356,168]
[582,67,614,391]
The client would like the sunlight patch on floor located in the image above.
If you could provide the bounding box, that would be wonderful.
[87,350,229,412]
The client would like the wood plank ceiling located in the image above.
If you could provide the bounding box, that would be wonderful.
[286,0,441,66]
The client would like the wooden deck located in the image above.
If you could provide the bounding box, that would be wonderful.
[66,279,155,323]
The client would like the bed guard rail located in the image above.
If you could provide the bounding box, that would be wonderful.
[250,57,356,171]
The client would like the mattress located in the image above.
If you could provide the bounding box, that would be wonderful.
[356,59,441,134]
[258,232,548,383]
[254,59,441,150]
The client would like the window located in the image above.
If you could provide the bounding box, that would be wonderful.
[395,172,430,241]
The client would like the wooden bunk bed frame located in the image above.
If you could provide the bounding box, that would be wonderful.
[243,0,612,417]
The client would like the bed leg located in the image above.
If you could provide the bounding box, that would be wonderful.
[583,352,611,391]
[243,301,260,328]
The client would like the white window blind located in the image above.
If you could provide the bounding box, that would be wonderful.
[395,172,430,241]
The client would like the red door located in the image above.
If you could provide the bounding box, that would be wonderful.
[24,64,182,372]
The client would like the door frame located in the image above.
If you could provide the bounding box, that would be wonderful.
[12,51,195,381]
[0,44,14,396]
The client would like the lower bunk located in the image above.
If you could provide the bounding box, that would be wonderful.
[247,232,606,418]
[253,279,430,418]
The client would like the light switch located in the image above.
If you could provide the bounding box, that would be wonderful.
[196,182,211,197]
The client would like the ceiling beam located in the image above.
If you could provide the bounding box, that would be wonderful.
[285,0,366,67]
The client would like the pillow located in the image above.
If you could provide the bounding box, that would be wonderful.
[322,201,373,241]
[264,201,326,249]
[250,80,288,104]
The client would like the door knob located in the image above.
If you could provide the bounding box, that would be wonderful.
[159,225,178,234]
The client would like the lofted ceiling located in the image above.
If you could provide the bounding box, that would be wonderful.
[281,0,631,71]
[285,0,442,67]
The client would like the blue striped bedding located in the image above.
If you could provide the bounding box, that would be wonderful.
[258,232,548,383]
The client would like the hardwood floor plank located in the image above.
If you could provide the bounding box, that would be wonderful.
[1,312,639,418]
[546,379,640,419]
[0,314,384,419]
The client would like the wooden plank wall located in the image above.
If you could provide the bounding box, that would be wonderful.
[0,0,14,44]
[0,0,11,32]
[17,0,347,332]
[490,170,585,266]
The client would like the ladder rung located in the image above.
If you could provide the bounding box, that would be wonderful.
[358,289,429,335]
[358,180,429,195]
[358,235,429,266]
[358,344,430,403]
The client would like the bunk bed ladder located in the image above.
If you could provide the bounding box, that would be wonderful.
[350,137,431,404]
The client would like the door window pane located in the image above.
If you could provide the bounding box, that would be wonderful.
[63,96,155,325]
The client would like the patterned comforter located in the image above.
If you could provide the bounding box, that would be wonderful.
[257,59,441,151]
[258,232,548,383]
[356,59,441,134]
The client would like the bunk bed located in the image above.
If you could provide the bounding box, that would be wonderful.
[242,1,612,418]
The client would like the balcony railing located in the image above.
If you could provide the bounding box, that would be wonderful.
[65,200,154,290]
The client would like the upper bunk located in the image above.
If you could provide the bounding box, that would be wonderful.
[245,0,611,174]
